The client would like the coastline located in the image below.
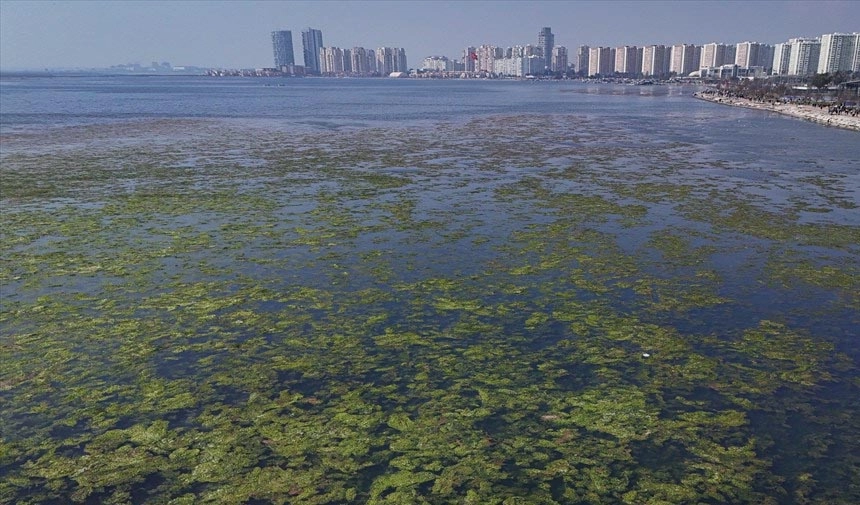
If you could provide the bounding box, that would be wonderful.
[693,93,860,132]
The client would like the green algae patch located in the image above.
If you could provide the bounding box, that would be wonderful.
[1,114,858,504]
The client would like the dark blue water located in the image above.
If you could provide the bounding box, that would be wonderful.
[1,76,690,127]
[3,75,858,168]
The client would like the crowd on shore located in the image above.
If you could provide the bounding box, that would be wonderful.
[697,88,859,117]
[823,102,859,117]
[694,88,860,132]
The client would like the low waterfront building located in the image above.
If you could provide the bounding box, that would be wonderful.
[699,64,739,79]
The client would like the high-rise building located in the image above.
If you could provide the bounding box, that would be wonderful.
[522,45,541,58]
[342,48,352,73]
[700,43,729,68]
[421,56,449,71]
[818,33,860,73]
[398,48,408,72]
[551,46,568,73]
[758,44,774,71]
[735,41,761,68]
[302,28,324,74]
[577,45,590,76]
[376,47,407,75]
[787,37,821,75]
[464,47,477,72]
[367,49,377,73]
[669,45,683,75]
[642,45,669,77]
[475,45,497,73]
[319,47,351,74]
[376,47,394,75]
[350,47,375,75]
[271,30,295,68]
[613,47,624,74]
[772,42,791,75]
[538,27,554,63]
[614,46,638,75]
[588,47,613,76]
[725,45,736,66]
[524,55,545,75]
[670,44,697,76]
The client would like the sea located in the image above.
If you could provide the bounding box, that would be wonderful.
[1,75,859,504]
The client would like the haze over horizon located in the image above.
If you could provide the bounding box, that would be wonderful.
[1,0,858,70]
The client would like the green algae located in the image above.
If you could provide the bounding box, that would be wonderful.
[1,114,858,504]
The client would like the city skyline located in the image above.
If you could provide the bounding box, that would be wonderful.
[1,0,859,70]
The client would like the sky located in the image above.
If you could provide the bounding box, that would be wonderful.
[1,0,858,70]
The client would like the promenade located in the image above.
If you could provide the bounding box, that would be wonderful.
[694,92,860,132]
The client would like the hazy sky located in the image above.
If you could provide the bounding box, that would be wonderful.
[1,0,858,70]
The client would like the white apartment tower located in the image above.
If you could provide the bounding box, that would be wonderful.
[475,45,497,73]
[642,45,669,77]
[588,47,613,76]
[787,38,821,75]
[700,43,728,68]
[818,33,860,73]
[670,44,697,75]
[772,43,792,75]
[350,47,376,75]
[735,42,760,68]
[375,47,407,75]
[614,46,639,75]
[319,47,349,74]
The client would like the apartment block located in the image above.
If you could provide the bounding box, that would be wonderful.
[614,46,639,75]
[642,45,669,77]
[818,33,860,73]
[551,46,568,72]
[787,37,821,75]
[588,46,614,76]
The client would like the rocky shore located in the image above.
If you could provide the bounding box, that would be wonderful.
[694,92,860,132]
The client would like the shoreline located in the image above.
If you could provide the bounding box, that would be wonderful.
[693,93,860,132]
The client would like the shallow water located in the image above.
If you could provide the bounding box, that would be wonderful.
[1,76,859,504]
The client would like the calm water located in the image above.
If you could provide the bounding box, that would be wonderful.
[2,75,859,504]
